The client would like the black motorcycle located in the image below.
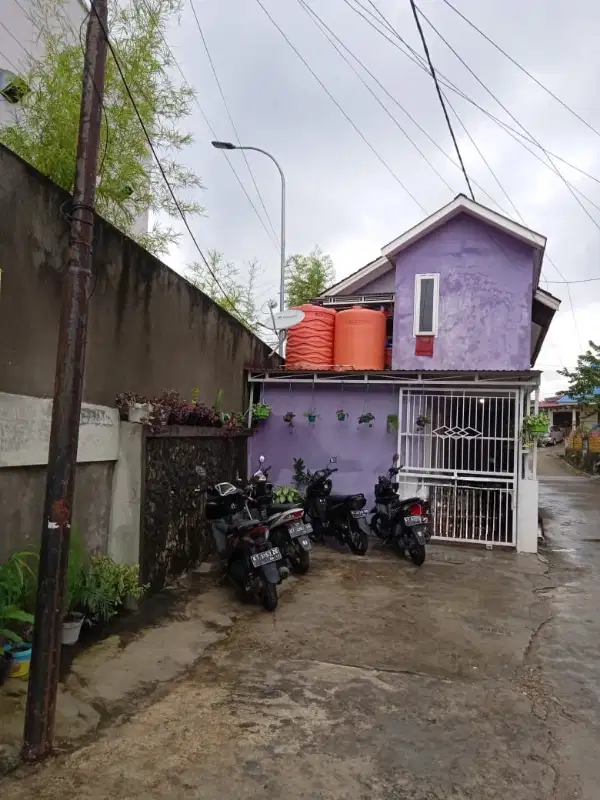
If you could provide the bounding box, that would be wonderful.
[304,458,370,555]
[246,456,312,575]
[369,455,431,566]
[199,468,288,611]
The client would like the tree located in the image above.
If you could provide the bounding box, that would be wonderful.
[188,251,264,333]
[559,341,600,419]
[0,0,202,257]
[285,246,335,308]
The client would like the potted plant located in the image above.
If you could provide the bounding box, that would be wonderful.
[116,392,152,424]
[252,402,271,421]
[305,409,319,424]
[0,551,36,653]
[336,409,347,421]
[273,485,302,504]
[358,412,375,427]
[283,411,296,426]
[119,564,148,612]
[386,414,399,433]
[4,642,32,679]
[522,411,550,443]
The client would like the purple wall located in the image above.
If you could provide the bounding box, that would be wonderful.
[249,385,399,504]
[392,213,534,371]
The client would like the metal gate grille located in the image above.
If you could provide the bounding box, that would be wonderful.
[397,388,520,546]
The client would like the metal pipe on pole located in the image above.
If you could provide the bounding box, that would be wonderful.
[22,0,109,761]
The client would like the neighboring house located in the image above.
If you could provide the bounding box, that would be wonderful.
[0,0,149,235]
[248,195,560,553]
[541,388,600,433]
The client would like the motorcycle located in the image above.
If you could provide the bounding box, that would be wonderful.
[197,467,288,612]
[246,456,313,575]
[369,454,431,566]
[304,458,370,555]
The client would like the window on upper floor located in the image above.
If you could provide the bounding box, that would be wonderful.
[413,273,440,336]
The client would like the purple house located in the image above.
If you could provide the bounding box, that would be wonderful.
[248,196,560,553]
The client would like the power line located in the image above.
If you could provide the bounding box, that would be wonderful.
[188,0,280,245]
[408,0,474,200]
[252,0,428,214]
[89,0,271,332]
[297,0,456,196]
[439,0,600,141]
[343,0,600,188]
[136,0,279,252]
[416,4,600,236]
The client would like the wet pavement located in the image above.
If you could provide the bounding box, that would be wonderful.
[2,449,599,799]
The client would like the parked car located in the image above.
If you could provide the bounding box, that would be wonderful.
[540,426,564,446]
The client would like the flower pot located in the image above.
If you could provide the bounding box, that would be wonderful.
[124,595,138,612]
[253,406,271,420]
[0,652,14,686]
[307,414,317,424]
[336,412,347,421]
[5,644,32,679]
[128,402,153,424]
[530,423,548,437]
[61,614,84,645]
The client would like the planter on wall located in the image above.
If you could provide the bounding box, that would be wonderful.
[128,403,153,424]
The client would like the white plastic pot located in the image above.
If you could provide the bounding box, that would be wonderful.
[61,614,84,645]
[124,595,138,612]
[128,403,152,424]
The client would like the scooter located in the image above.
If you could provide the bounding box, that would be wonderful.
[197,467,289,612]
[369,454,431,566]
[246,456,313,574]
[304,458,370,555]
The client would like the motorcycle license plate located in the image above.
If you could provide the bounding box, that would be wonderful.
[250,547,281,568]
[289,522,312,538]
[351,509,368,518]
[405,515,423,526]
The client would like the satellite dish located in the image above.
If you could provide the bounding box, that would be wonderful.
[267,309,305,331]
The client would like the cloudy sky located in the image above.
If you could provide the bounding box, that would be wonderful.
[160,0,600,395]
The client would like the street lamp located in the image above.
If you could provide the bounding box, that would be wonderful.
[211,140,286,325]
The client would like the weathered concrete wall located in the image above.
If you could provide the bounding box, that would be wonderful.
[0,144,276,410]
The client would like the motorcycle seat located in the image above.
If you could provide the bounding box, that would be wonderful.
[267,502,301,514]
[327,492,364,505]
[234,519,265,534]
[397,497,424,507]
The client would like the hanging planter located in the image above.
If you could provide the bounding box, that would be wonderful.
[252,402,271,421]
[522,412,549,443]
[386,414,399,433]
[336,409,347,422]
[358,412,375,427]
[305,409,319,424]
[283,411,296,427]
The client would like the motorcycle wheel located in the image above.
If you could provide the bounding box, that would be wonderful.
[291,545,310,574]
[347,523,369,555]
[408,541,426,566]
[262,579,278,611]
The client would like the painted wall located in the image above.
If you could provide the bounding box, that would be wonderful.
[392,213,534,371]
[248,385,399,504]
[356,271,396,294]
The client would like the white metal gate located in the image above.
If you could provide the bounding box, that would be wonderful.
[397,388,522,546]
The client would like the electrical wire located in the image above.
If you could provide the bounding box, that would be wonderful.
[296,0,456,196]
[439,0,600,141]
[137,0,280,252]
[89,0,272,332]
[253,0,428,214]
[344,0,600,188]
[416,4,600,236]
[188,0,280,245]
[408,0,474,200]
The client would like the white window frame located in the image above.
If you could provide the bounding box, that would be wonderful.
[413,273,440,336]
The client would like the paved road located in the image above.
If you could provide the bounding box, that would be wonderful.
[3,452,599,799]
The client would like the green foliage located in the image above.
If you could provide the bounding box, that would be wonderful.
[252,402,271,420]
[285,247,335,307]
[0,0,202,257]
[273,486,302,504]
[188,251,265,331]
[0,551,37,643]
[522,411,549,443]
[293,457,313,488]
[559,341,600,405]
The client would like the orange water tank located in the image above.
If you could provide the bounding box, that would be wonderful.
[285,304,337,369]
[334,307,386,370]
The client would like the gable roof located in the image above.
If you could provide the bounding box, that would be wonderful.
[324,194,547,297]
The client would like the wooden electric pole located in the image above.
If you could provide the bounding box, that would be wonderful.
[23,0,109,761]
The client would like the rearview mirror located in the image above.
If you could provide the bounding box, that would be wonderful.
[195,465,206,478]
[259,455,265,464]
[330,456,337,464]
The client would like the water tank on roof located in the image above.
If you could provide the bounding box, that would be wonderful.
[334,307,386,370]
[285,304,336,369]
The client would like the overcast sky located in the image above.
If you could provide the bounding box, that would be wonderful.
[162,0,600,396]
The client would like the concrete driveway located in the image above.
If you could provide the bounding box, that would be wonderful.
[3,452,599,799]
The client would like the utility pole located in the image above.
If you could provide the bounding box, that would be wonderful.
[23,0,109,761]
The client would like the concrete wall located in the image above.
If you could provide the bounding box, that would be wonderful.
[0,391,120,560]
[0,144,276,410]
[392,213,535,371]
[248,385,399,504]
